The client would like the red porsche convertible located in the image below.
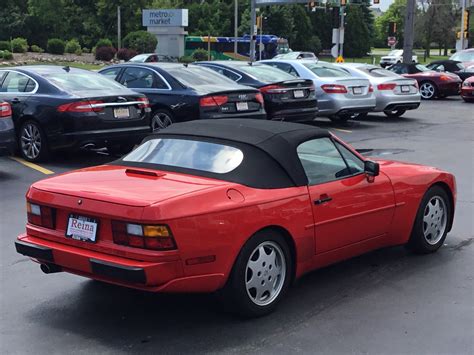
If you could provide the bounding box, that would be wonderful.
[15,120,456,317]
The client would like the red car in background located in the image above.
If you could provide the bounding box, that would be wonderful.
[388,63,462,100]
[15,120,456,317]
[461,76,474,102]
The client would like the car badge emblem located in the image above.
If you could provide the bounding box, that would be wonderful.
[118,97,127,102]
[238,94,247,100]
[78,199,82,205]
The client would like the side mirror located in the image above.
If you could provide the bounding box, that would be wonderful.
[364,160,380,177]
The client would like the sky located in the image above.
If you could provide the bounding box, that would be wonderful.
[371,0,393,12]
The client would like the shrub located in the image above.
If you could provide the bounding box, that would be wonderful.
[95,38,113,49]
[0,41,10,51]
[123,31,157,54]
[65,39,81,54]
[95,46,116,61]
[30,45,44,53]
[11,37,28,53]
[178,55,194,63]
[47,38,65,54]
[116,48,137,61]
[82,47,90,53]
[74,48,83,56]
[0,50,13,60]
[192,48,209,61]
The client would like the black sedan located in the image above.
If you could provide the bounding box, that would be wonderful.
[0,101,16,156]
[99,63,266,131]
[196,61,318,122]
[426,60,474,81]
[0,66,151,162]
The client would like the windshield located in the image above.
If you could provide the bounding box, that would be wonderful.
[43,72,126,91]
[388,50,403,56]
[450,51,474,62]
[303,63,350,77]
[237,65,295,82]
[123,138,244,174]
[415,64,431,72]
[129,54,149,62]
[168,66,236,86]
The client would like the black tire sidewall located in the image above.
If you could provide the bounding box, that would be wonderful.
[383,109,406,118]
[225,230,292,317]
[407,186,451,254]
[19,120,49,162]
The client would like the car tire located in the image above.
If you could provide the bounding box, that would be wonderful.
[353,112,368,119]
[406,185,451,254]
[419,81,438,100]
[220,230,292,318]
[151,109,174,132]
[19,120,49,162]
[383,109,406,118]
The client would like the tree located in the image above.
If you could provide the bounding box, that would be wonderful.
[344,5,371,57]
[374,0,407,49]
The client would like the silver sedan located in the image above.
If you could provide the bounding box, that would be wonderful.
[338,63,421,118]
[260,59,376,122]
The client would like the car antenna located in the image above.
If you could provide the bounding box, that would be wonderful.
[62,66,70,72]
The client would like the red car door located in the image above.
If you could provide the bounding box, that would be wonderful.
[297,138,396,254]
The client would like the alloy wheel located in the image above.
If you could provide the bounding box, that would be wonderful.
[245,241,286,306]
[152,112,173,131]
[420,83,435,99]
[20,123,42,160]
[423,196,447,245]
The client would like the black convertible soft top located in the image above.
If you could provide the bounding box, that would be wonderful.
[119,119,331,189]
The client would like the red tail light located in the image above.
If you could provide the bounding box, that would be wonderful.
[200,95,228,107]
[137,97,150,108]
[27,201,55,229]
[255,93,264,105]
[369,85,374,93]
[57,100,104,113]
[321,84,347,94]
[259,84,287,94]
[111,221,176,251]
[0,102,12,118]
[377,83,397,91]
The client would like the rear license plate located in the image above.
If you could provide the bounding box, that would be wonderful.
[66,215,98,243]
[401,85,410,92]
[236,102,249,111]
[293,90,305,98]
[353,87,362,95]
[114,107,130,119]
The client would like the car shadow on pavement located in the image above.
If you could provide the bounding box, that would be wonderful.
[24,245,452,353]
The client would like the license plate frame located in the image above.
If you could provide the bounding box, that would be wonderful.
[293,90,305,98]
[66,214,99,243]
[401,85,410,93]
[236,102,249,111]
[353,87,362,95]
[114,107,130,119]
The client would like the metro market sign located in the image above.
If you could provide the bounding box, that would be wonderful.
[142,9,188,27]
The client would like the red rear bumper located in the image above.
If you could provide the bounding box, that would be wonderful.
[461,86,474,99]
[15,234,225,293]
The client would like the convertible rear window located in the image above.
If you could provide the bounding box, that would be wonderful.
[123,138,244,174]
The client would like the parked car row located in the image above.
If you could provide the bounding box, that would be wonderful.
[5,51,473,162]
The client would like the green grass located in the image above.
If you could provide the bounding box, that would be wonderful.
[0,61,105,70]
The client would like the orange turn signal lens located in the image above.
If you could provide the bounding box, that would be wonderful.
[143,225,170,237]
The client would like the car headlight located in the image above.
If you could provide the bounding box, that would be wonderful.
[463,81,471,87]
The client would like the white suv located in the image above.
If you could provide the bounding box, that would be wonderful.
[380,50,418,68]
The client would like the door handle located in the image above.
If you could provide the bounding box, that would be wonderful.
[314,195,332,205]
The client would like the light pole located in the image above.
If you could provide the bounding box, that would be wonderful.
[250,0,256,62]
[234,0,238,54]
[403,0,416,63]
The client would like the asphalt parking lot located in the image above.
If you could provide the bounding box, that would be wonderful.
[1,98,473,354]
